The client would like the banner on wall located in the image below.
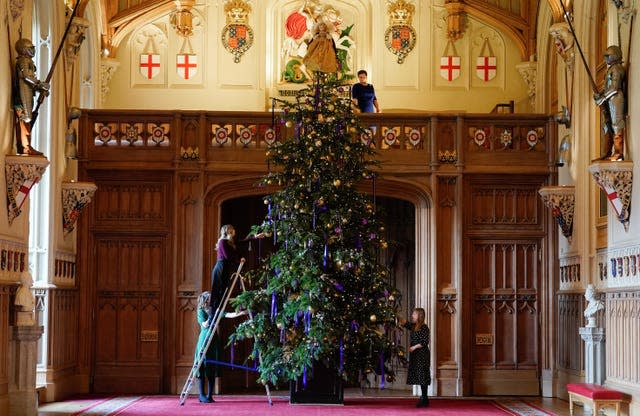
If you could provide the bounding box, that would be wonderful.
[439,41,461,81]
[476,38,497,81]
[176,54,198,79]
[139,53,160,79]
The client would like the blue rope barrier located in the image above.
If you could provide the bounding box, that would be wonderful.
[204,359,260,372]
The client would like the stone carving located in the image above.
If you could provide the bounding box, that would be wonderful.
[538,186,575,243]
[62,181,98,235]
[583,284,604,328]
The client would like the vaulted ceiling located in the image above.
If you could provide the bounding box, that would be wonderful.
[80,0,550,59]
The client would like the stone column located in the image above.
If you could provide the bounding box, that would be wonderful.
[579,326,606,385]
[578,326,605,416]
[9,325,44,416]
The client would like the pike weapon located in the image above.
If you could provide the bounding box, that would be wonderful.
[30,0,81,128]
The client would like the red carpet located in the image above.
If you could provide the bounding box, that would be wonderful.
[69,395,555,415]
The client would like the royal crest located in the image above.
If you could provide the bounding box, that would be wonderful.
[384,0,416,64]
[222,0,254,63]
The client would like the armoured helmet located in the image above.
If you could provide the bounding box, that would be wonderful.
[15,38,36,57]
[603,45,623,64]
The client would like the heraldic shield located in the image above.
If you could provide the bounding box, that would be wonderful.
[384,24,416,64]
[139,54,161,79]
[176,54,198,80]
[222,23,254,63]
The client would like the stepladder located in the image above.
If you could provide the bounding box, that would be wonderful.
[179,259,273,405]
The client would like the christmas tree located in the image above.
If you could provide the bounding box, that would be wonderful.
[233,73,404,387]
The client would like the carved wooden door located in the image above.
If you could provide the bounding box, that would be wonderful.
[87,175,172,394]
[464,178,547,396]
[92,237,165,393]
[469,239,541,395]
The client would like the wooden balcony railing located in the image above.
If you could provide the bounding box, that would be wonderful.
[78,110,557,175]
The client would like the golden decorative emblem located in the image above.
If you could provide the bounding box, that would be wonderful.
[384,0,417,64]
[221,0,254,63]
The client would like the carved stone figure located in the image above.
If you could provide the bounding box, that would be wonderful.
[594,45,626,161]
[583,284,604,328]
[15,271,35,311]
[13,37,49,155]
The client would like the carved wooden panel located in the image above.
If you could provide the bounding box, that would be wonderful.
[557,293,583,373]
[468,183,541,230]
[0,288,9,397]
[177,174,202,289]
[48,290,80,368]
[92,181,168,226]
[606,291,640,385]
[469,239,540,395]
[93,237,164,393]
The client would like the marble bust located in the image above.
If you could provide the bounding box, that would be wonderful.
[583,284,604,328]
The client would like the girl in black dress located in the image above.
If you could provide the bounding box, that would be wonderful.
[400,307,431,407]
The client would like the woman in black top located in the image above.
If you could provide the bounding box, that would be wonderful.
[400,307,431,407]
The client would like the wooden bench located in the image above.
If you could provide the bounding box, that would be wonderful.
[567,383,628,416]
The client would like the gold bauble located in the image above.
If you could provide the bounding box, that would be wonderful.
[381,241,388,249]
[285,120,293,127]
[315,140,322,147]
[333,179,341,187]
[370,314,377,322]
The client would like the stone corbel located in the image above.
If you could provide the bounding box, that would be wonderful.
[100,58,120,104]
[538,186,575,243]
[62,181,97,235]
[5,155,50,225]
[516,59,537,109]
[549,22,575,71]
[588,161,633,231]
[64,16,90,69]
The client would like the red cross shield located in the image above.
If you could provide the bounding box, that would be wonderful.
[139,54,160,79]
[176,54,198,80]
[476,56,497,81]
[440,56,461,81]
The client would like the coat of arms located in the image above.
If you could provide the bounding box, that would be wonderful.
[221,0,254,63]
[384,0,416,64]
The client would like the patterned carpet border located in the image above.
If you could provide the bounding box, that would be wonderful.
[71,396,142,415]
[493,399,556,416]
[67,395,556,416]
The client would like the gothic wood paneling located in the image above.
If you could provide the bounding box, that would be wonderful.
[0,287,10,398]
[92,237,166,393]
[606,291,639,385]
[469,240,541,395]
[435,175,460,395]
[557,293,583,373]
[464,176,548,396]
[48,290,80,369]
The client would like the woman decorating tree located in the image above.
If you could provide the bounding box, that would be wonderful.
[399,307,431,407]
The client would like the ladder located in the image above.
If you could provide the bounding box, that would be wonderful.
[179,259,273,405]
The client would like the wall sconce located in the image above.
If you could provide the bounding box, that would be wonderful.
[556,134,571,166]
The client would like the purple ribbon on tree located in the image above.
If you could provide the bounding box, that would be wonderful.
[339,337,344,372]
[270,291,277,322]
[379,351,385,389]
[323,242,329,271]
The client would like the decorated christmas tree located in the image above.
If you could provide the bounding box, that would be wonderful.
[233,74,403,387]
